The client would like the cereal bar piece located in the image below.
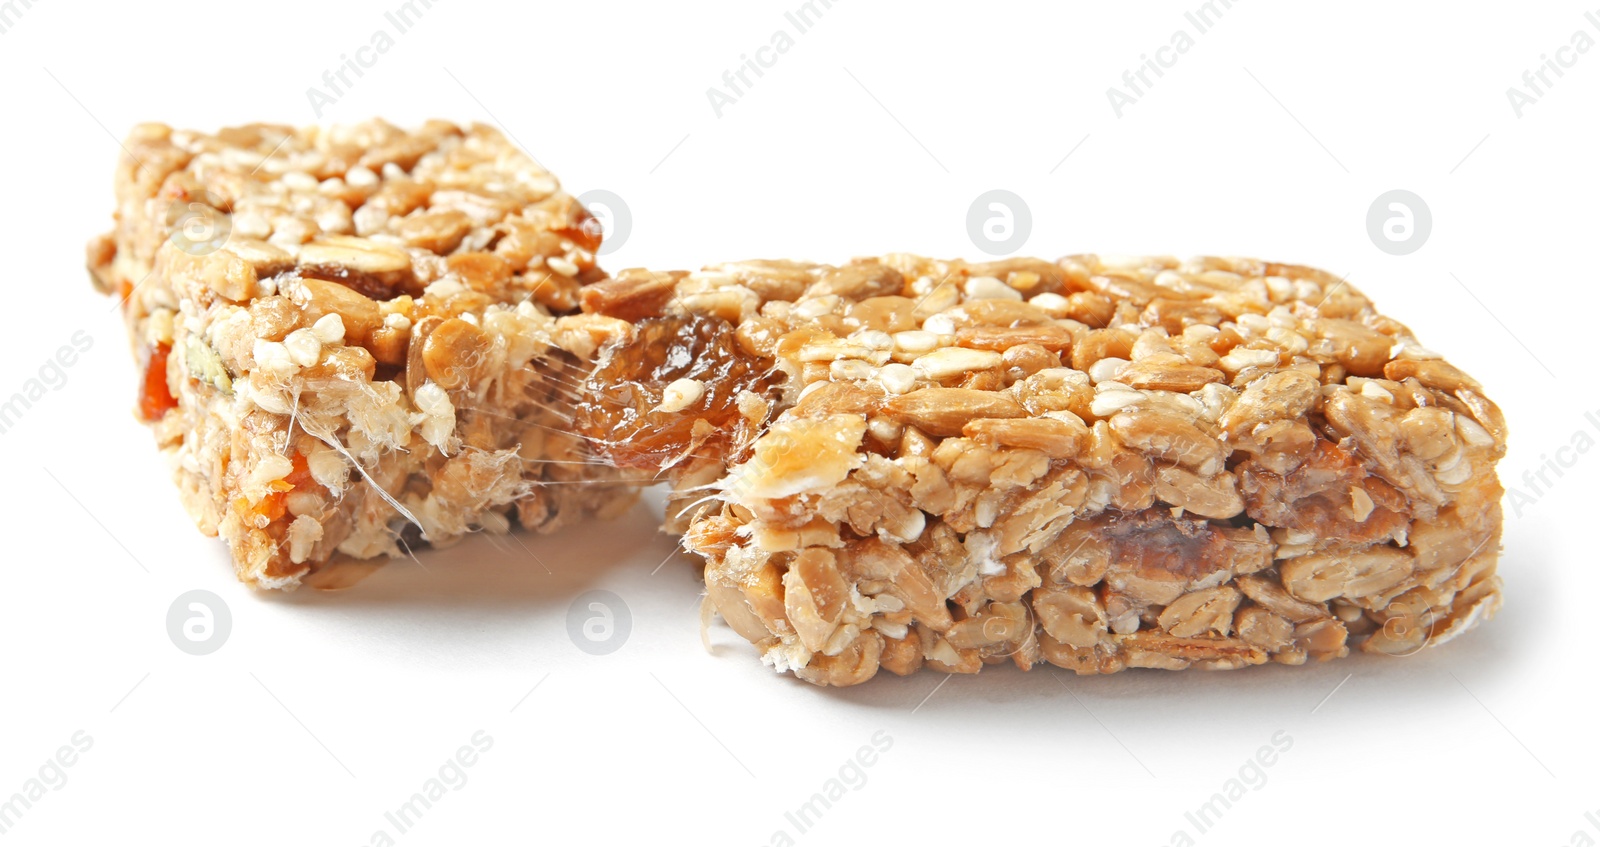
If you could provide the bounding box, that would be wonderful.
[87,121,643,589]
[576,255,1506,685]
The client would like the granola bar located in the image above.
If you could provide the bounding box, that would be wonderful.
[575,256,1506,685]
[87,121,643,589]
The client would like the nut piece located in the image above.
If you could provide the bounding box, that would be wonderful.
[1158,586,1242,637]
[422,317,493,390]
[1153,466,1244,519]
[884,388,1027,437]
[1121,361,1225,393]
[283,277,382,346]
[1281,548,1415,603]
[954,325,1074,352]
[1218,370,1319,437]
[169,248,259,301]
[1235,606,1295,651]
[1383,358,1482,394]
[806,263,904,299]
[394,209,473,254]
[784,549,851,653]
[796,631,883,687]
[1109,411,1225,476]
[962,417,1085,458]
[298,235,412,274]
[581,269,681,322]
[912,347,1004,381]
[1034,586,1106,648]
[1318,319,1392,376]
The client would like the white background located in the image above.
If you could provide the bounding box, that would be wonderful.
[0,1,1595,844]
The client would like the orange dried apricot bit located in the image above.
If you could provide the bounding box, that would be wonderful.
[257,492,288,523]
[284,452,314,490]
[138,343,178,422]
[232,493,288,524]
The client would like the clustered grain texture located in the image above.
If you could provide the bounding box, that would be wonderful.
[576,255,1506,686]
[88,124,1505,682]
[88,121,642,588]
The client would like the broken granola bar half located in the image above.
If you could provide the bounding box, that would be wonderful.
[88,121,643,589]
[575,255,1506,685]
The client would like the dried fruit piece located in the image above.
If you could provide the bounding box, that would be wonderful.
[574,313,780,469]
[138,342,177,422]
